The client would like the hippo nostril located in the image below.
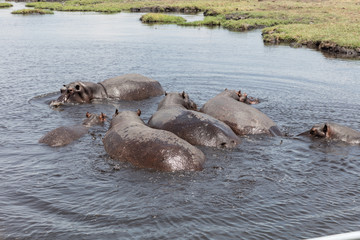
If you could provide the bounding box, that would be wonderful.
[220,142,227,148]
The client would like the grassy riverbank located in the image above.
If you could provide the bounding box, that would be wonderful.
[140,13,186,24]
[12,8,54,14]
[26,0,360,57]
[0,2,13,8]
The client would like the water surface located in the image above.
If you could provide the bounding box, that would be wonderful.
[1,4,360,240]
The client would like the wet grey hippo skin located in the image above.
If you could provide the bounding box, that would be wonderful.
[302,122,360,144]
[39,112,106,147]
[148,92,240,148]
[102,110,205,172]
[200,89,282,136]
[50,73,164,106]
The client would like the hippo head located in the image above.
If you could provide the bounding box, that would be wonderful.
[222,89,259,104]
[237,90,248,102]
[309,123,328,138]
[50,82,94,107]
[180,91,197,110]
[158,92,197,110]
[82,112,107,127]
[236,90,259,104]
[110,109,142,129]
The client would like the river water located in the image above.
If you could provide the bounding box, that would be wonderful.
[1,3,360,239]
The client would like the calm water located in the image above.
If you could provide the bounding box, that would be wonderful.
[1,3,360,239]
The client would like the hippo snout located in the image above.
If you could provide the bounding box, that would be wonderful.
[50,100,63,107]
[50,94,68,107]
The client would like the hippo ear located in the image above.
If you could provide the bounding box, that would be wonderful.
[165,91,167,96]
[182,91,186,99]
[75,84,80,91]
[86,112,91,118]
[225,88,228,91]
[115,109,119,116]
[99,112,106,121]
[323,124,328,134]
[137,109,141,116]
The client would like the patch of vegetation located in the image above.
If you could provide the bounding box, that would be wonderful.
[12,8,54,14]
[0,2,13,8]
[141,13,186,24]
[221,18,291,31]
[263,23,360,50]
[26,2,122,13]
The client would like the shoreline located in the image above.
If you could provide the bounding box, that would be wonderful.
[262,25,360,58]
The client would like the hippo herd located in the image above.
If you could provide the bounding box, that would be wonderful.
[40,73,360,172]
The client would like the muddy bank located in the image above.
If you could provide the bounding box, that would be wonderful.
[262,30,360,58]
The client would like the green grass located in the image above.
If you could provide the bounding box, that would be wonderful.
[263,23,360,49]
[0,2,13,8]
[221,18,291,31]
[12,8,54,14]
[26,2,122,13]
[23,0,360,54]
[141,13,186,24]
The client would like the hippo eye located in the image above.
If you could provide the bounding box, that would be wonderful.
[75,85,80,91]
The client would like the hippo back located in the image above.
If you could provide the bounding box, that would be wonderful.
[328,123,360,143]
[148,108,240,148]
[103,111,205,172]
[100,73,164,100]
[201,91,281,136]
[39,125,88,147]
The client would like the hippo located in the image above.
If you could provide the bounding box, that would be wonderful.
[200,89,282,136]
[39,112,106,147]
[148,92,240,148]
[300,122,360,144]
[237,90,260,105]
[102,109,205,172]
[50,73,164,107]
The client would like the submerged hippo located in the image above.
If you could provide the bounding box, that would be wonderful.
[301,122,360,144]
[39,112,106,147]
[102,109,205,172]
[200,89,282,136]
[50,73,164,106]
[237,90,260,105]
[148,92,240,148]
